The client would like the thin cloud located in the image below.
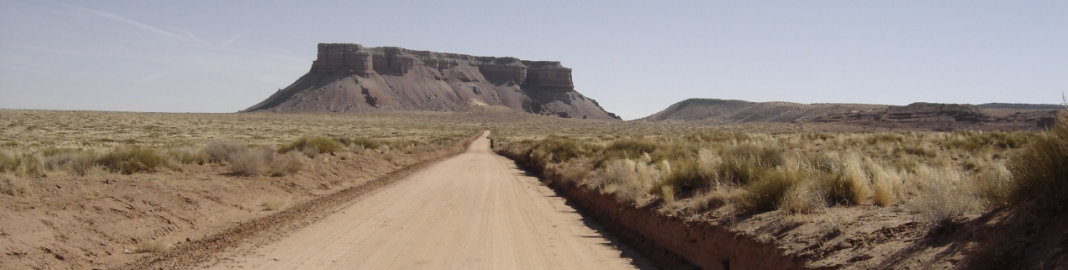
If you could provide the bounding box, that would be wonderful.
[55,2,207,46]
[220,31,248,48]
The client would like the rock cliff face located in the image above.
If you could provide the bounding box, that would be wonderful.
[246,43,619,119]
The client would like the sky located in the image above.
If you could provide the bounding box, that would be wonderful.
[1,1,1065,120]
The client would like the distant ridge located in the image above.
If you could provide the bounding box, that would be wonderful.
[644,98,1059,131]
[246,43,620,120]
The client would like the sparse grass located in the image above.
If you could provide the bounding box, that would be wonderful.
[494,121,1039,226]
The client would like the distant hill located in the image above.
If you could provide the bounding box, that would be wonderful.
[643,98,1059,131]
[245,43,620,120]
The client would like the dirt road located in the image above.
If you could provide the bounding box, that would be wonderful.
[205,132,645,269]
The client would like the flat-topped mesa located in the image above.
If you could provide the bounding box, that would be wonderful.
[309,43,574,89]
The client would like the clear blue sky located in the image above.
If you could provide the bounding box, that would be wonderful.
[1,0,1065,119]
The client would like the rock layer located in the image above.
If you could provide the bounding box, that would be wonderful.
[247,43,619,119]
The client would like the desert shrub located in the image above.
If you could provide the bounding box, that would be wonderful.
[909,165,976,226]
[739,169,797,213]
[815,153,871,205]
[168,146,208,165]
[714,144,784,185]
[868,161,900,207]
[43,151,95,175]
[203,140,247,163]
[593,157,663,202]
[95,147,170,174]
[977,163,1013,208]
[280,136,340,156]
[0,151,21,172]
[658,158,716,197]
[269,151,305,176]
[779,176,826,214]
[1008,111,1068,210]
[227,147,273,176]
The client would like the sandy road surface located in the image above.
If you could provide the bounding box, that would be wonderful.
[206,132,644,269]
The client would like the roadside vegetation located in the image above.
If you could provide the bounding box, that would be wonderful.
[494,112,1065,227]
[0,110,480,186]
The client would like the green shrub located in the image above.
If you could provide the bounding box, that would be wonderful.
[739,169,797,213]
[280,136,340,156]
[1009,111,1068,210]
[95,147,170,174]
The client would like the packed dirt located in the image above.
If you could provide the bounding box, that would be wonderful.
[201,132,648,269]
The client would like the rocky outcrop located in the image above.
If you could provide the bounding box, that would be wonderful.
[246,43,619,120]
[644,98,1058,131]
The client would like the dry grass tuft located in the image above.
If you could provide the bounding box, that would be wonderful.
[203,140,248,164]
[908,165,978,226]
[1008,111,1068,210]
[227,147,273,176]
[95,147,171,174]
[739,168,797,213]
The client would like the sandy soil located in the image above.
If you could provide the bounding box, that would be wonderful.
[202,132,646,270]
